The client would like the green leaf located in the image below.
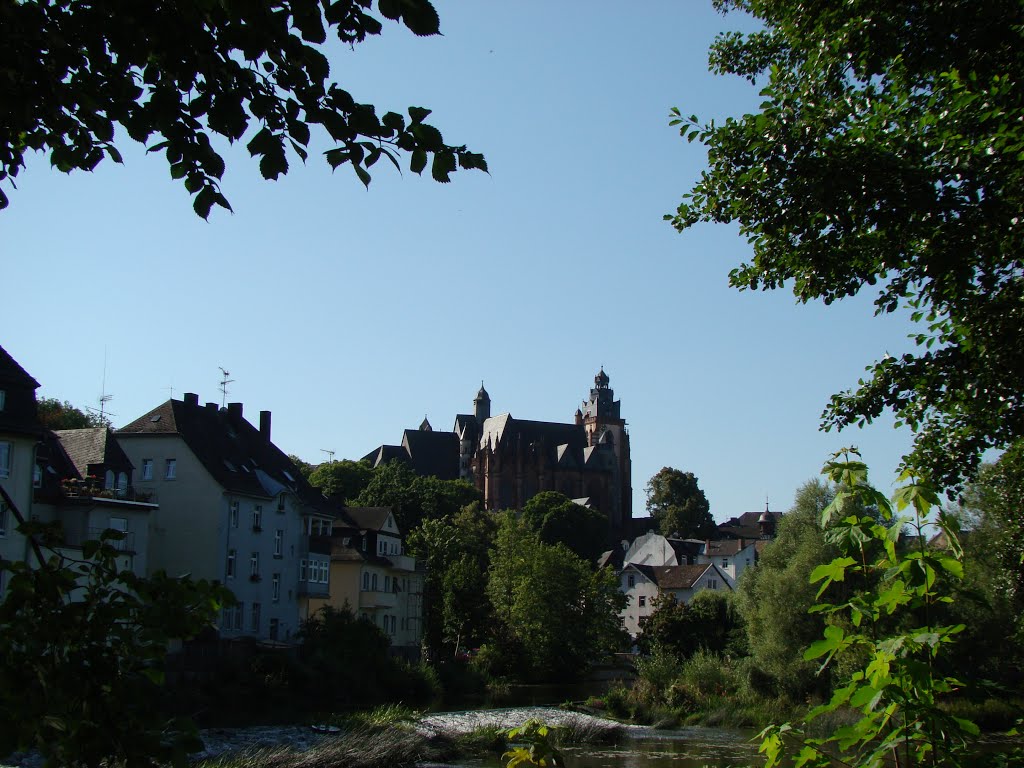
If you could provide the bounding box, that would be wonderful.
[410,148,427,174]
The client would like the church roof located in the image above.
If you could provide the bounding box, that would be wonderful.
[401,428,460,480]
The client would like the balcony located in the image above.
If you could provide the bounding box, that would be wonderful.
[298,581,330,598]
[388,554,415,572]
[358,590,397,609]
[59,526,136,554]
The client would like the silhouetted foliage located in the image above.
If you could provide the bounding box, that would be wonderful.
[1,0,486,216]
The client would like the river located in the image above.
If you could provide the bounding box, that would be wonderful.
[419,706,761,768]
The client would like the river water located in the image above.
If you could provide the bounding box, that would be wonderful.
[420,707,761,768]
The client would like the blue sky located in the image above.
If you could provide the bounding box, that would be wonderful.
[2,1,918,520]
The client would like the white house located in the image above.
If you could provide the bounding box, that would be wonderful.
[619,562,731,640]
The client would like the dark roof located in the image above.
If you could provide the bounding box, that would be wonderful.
[401,429,460,480]
[118,398,335,512]
[628,563,720,590]
[0,345,42,436]
[717,510,783,540]
[345,506,394,532]
[480,413,605,469]
[704,539,754,557]
[54,428,134,476]
[362,444,409,468]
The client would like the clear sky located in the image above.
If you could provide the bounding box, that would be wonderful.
[2,1,919,521]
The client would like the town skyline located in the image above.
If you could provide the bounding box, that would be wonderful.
[2,2,917,521]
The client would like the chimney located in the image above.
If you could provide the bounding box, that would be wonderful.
[259,410,271,441]
[184,392,199,407]
[227,402,243,419]
[205,402,218,411]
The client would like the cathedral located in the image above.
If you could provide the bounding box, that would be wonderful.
[363,370,633,533]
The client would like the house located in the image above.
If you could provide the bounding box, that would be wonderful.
[717,505,781,540]
[308,506,424,656]
[117,393,339,641]
[31,428,157,576]
[699,538,758,588]
[0,345,45,588]
[619,562,731,640]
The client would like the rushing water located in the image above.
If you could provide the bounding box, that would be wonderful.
[421,706,761,768]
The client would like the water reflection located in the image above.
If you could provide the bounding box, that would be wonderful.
[561,729,761,768]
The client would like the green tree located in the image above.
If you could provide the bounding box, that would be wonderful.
[671,0,1024,489]
[644,467,715,539]
[735,479,837,698]
[286,454,316,480]
[759,451,978,768]
[37,397,107,430]
[406,502,498,660]
[0,518,231,768]
[521,491,610,565]
[638,589,744,660]
[486,514,626,681]
[308,458,373,502]
[353,460,481,534]
[2,0,486,217]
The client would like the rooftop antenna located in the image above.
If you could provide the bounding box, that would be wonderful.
[320,449,335,464]
[218,367,235,408]
[86,348,116,426]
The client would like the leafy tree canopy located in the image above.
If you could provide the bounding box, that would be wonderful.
[352,460,482,534]
[671,0,1024,489]
[638,589,744,660]
[521,491,611,565]
[644,467,715,539]
[307,458,373,502]
[37,397,107,430]
[2,0,486,218]
[486,514,626,681]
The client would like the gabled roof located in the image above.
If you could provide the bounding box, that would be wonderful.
[362,444,407,467]
[54,428,134,476]
[0,344,40,389]
[627,562,725,590]
[118,397,333,512]
[401,428,460,480]
[345,506,395,533]
[704,539,755,557]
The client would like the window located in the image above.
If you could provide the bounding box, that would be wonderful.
[272,573,281,601]
[116,472,128,494]
[362,572,369,591]
[277,495,286,513]
[274,529,283,556]
[33,463,42,488]
[269,618,279,640]
[234,602,244,630]
[164,458,176,479]
[104,470,115,490]
[707,579,718,590]
[627,574,635,588]
[252,505,262,531]
[230,501,239,528]
[250,552,260,578]
[721,558,729,569]
[638,595,646,607]
[371,573,378,591]
[141,459,153,480]
[227,549,236,578]
[320,562,329,585]
[390,615,396,634]
[0,441,11,479]
[299,559,307,582]
[251,602,261,632]
[0,502,7,537]
[0,390,5,411]
[384,576,390,592]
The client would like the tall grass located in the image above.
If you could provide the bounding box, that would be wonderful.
[194,726,432,768]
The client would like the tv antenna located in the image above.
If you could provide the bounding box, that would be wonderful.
[218,367,235,407]
[320,449,335,464]
[87,348,115,425]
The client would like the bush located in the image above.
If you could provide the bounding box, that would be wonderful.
[634,648,684,702]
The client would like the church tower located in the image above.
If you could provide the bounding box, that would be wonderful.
[579,368,632,530]
[474,382,490,422]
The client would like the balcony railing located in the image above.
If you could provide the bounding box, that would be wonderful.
[58,527,137,553]
[358,590,397,609]
[298,581,330,598]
